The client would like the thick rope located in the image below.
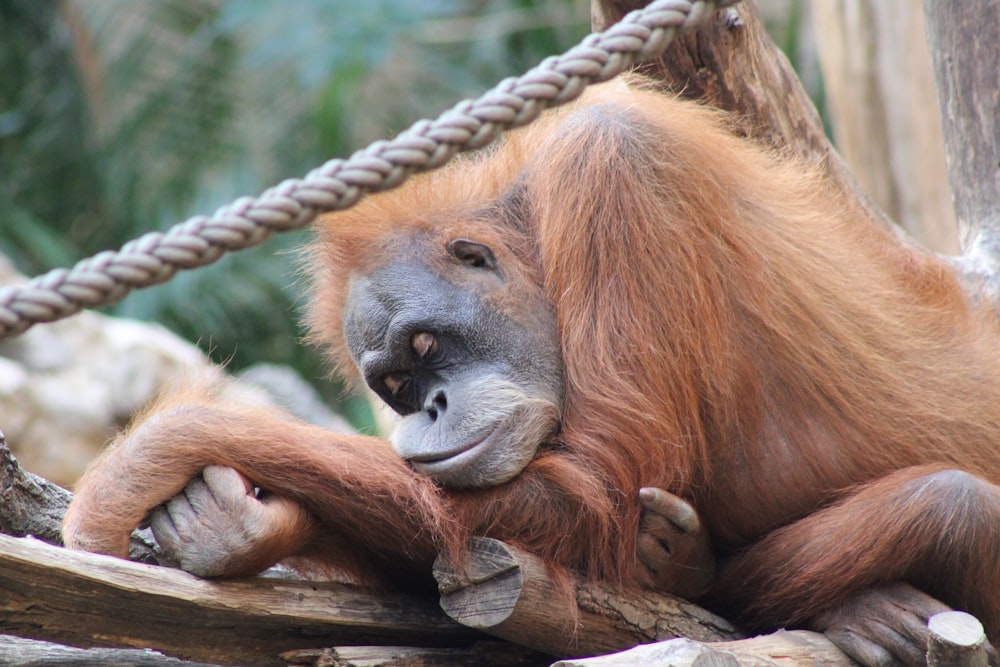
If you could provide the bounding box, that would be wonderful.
[0,0,737,338]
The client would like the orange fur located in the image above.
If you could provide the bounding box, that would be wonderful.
[65,79,1000,637]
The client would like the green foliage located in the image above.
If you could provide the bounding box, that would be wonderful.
[0,0,589,425]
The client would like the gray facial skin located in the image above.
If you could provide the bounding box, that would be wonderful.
[342,240,563,488]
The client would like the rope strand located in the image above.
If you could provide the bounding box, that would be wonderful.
[0,0,736,338]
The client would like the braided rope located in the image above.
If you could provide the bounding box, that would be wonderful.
[0,0,737,338]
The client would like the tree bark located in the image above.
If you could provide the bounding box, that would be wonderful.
[0,636,224,667]
[0,533,478,667]
[433,537,739,658]
[281,642,550,667]
[0,431,164,564]
[550,612,989,667]
[922,1,1000,303]
[0,430,70,545]
[926,612,990,667]
[437,539,988,667]
[592,0,902,242]
[552,630,855,667]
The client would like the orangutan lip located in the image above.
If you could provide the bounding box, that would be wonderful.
[407,428,497,467]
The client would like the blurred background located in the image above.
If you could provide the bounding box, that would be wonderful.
[0,1,953,482]
[1,0,605,435]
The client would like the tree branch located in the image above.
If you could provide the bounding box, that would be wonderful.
[431,539,852,665]
[552,631,852,667]
[433,537,739,658]
[435,539,989,667]
[555,613,989,667]
[0,431,164,564]
[0,533,478,667]
[0,636,225,667]
[0,447,987,666]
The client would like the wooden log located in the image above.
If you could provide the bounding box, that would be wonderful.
[0,432,164,564]
[550,630,856,667]
[0,430,70,545]
[0,635,222,667]
[281,641,550,667]
[435,539,998,666]
[432,537,740,658]
[0,533,478,667]
[927,611,990,667]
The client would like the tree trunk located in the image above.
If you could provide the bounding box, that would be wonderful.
[591,0,903,243]
[812,0,958,254]
[922,1,1000,304]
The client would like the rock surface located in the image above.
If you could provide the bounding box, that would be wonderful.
[0,256,350,486]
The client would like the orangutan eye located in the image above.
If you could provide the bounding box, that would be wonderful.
[384,372,411,398]
[411,332,439,360]
[448,238,497,270]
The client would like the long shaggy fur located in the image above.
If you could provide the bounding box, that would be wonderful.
[65,78,1000,638]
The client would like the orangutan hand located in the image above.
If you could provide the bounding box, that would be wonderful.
[636,487,714,599]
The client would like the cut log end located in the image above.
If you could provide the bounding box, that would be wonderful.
[433,537,739,658]
[432,537,525,629]
[927,611,990,667]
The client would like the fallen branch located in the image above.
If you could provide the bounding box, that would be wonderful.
[281,642,550,667]
[433,537,739,658]
[552,630,851,667]
[0,431,164,564]
[433,538,992,666]
[428,537,848,666]
[0,437,990,667]
[0,636,224,667]
[927,612,991,667]
[0,533,478,667]
[551,611,989,667]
